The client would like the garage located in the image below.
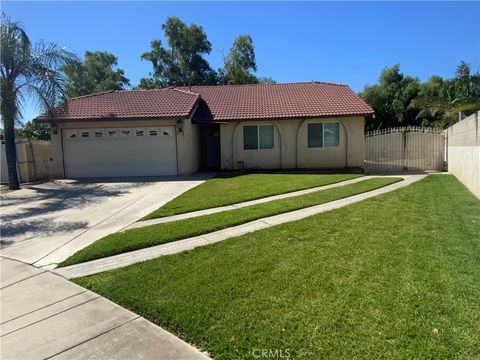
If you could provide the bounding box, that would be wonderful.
[62,126,177,177]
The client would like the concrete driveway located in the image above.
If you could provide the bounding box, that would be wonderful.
[0,174,212,268]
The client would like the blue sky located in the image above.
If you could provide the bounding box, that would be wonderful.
[3,1,480,123]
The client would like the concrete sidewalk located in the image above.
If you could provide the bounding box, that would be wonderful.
[55,175,426,279]
[0,257,210,360]
[126,175,372,230]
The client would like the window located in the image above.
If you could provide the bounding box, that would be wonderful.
[243,125,274,150]
[80,131,90,138]
[161,127,173,136]
[107,130,118,137]
[121,129,131,136]
[308,122,340,148]
[135,130,144,137]
[94,131,103,138]
[308,124,323,148]
[243,126,258,150]
[259,125,274,149]
[323,122,339,147]
[148,129,158,136]
[67,131,77,139]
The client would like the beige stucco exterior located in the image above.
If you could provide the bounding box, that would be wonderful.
[49,115,365,178]
[49,117,201,178]
[220,116,365,170]
[446,111,480,199]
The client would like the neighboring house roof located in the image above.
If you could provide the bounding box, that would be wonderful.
[187,82,373,122]
[36,81,373,122]
[36,88,199,122]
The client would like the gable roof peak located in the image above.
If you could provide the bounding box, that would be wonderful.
[35,81,373,122]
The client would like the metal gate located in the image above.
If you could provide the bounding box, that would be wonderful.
[365,127,445,174]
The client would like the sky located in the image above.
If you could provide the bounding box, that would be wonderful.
[3,1,480,124]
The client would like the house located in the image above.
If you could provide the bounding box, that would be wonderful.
[36,82,374,178]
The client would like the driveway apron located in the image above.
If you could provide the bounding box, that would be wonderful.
[0,174,213,267]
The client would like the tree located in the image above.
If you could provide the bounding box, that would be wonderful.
[0,14,78,190]
[17,120,51,141]
[63,51,129,97]
[135,77,164,90]
[362,62,480,130]
[409,61,480,127]
[257,77,276,84]
[449,61,480,116]
[139,17,217,88]
[410,76,455,128]
[219,35,258,85]
[360,65,420,130]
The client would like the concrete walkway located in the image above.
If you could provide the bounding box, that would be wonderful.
[126,175,373,230]
[55,175,425,279]
[0,174,213,269]
[0,257,210,360]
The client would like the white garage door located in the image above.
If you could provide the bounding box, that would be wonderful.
[63,127,177,177]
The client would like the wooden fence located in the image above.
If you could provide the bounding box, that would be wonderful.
[365,127,446,174]
[1,140,54,183]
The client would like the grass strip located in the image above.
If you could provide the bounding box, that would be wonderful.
[75,175,480,359]
[60,177,400,266]
[142,172,363,219]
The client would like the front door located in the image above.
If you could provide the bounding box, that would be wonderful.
[202,124,221,169]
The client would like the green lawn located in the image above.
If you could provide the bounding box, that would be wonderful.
[75,175,480,359]
[142,172,363,219]
[60,177,399,267]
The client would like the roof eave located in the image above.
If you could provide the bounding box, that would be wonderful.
[193,111,374,123]
[34,114,193,123]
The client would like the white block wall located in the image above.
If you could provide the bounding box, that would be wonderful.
[447,112,480,198]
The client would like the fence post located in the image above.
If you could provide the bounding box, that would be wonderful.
[28,141,38,181]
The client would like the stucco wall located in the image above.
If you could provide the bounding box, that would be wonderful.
[190,123,202,174]
[220,116,365,170]
[220,123,235,170]
[296,119,347,169]
[447,111,480,198]
[49,117,200,177]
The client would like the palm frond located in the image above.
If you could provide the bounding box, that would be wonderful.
[21,40,79,114]
[451,101,480,113]
[1,13,31,81]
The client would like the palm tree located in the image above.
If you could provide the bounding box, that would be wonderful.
[1,14,78,190]
[450,61,480,120]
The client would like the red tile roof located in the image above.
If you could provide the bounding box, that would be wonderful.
[187,82,373,122]
[36,88,199,121]
[36,82,373,122]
